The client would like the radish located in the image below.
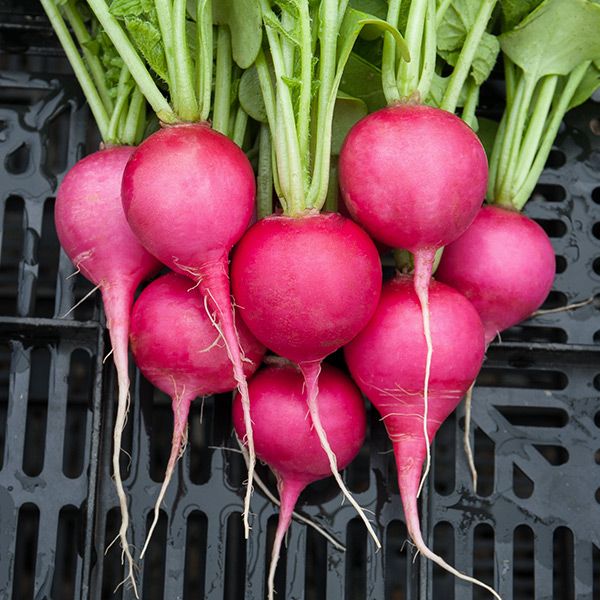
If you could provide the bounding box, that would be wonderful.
[339,103,488,491]
[55,146,161,594]
[230,211,382,544]
[435,205,555,487]
[232,364,366,600]
[129,272,265,555]
[436,205,555,345]
[121,123,258,534]
[344,275,500,599]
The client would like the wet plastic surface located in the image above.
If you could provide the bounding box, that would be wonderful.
[1,9,599,600]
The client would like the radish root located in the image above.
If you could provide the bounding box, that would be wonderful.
[201,260,256,539]
[140,386,192,559]
[267,478,304,600]
[413,249,436,497]
[463,384,478,489]
[234,436,346,551]
[300,361,381,549]
[103,286,139,598]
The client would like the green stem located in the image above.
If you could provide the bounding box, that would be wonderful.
[486,113,506,201]
[107,65,133,143]
[257,124,274,219]
[461,79,479,130]
[297,0,313,174]
[397,0,428,98]
[435,0,453,28]
[62,0,113,113]
[504,55,516,106]
[134,100,147,144]
[440,0,497,114]
[305,0,338,211]
[197,0,213,121]
[255,52,284,207]
[123,87,146,146]
[154,0,177,101]
[324,158,339,212]
[40,0,110,141]
[417,0,437,100]
[213,26,232,135]
[260,0,304,214]
[172,0,199,121]
[512,62,590,210]
[87,0,175,122]
[490,73,527,201]
[382,0,402,104]
[496,74,537,203]
[511,75,558,194]
[232,106,248,148]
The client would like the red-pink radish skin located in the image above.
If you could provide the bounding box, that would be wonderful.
[436,205,556,345]
[121,123,258,536]
[55,146,162,596]
[230,212,382,364]
[232,364,366,600]
[130,273,265,556]
[344,276,501,599]
[338,104,488,253]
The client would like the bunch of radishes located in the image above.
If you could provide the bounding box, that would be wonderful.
[42,0,600,597]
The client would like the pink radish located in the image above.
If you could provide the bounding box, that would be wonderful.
[230,211,382,545]
[436,205,556,345]
[232,364,366,600]
[55,145,161,594]
[435,204,555,487]
[338,103,488,490]
[344,276,500,599]
[121,123,259,535]
[129,272,265,555]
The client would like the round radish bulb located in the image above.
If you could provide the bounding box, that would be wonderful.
[345,276,499,599]
[232,364,366,600]
[130,272,265,556]
[230,212,381,544]
[121,123,259,535]
[338,104,487,255]
[436,205,556,344]
[55,145,162,592]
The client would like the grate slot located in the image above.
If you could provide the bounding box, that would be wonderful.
[183,511,208,600]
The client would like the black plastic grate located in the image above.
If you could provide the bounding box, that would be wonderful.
[1,12,600,600]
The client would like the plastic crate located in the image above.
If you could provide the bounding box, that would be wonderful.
[1,10,599,600]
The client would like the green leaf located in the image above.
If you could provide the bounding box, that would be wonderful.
[349,0,387,20]
[499,0,600,81]
[339,52,386,112]
[331,92,368,155]
[567,62,600,109]
[437,0,480,53]
[263,12,301,47]
[437,0,500,85]
[213,0,262,69]
[337,8,409,71]
[239,65,267,122]
[439,31,500,85]
[499,0,544,29]
[109,0,152,18]
[125,16,169,83]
